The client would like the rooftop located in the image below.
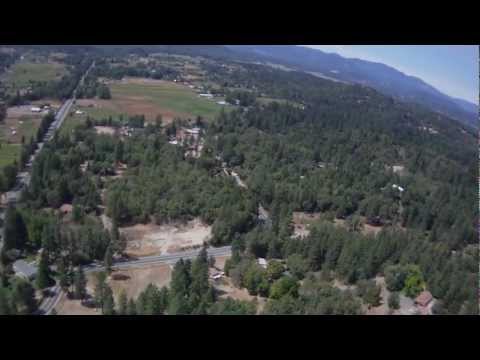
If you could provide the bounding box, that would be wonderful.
[13,260,38,279]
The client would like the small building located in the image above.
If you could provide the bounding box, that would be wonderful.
[258,258,267,269]
[59,203,73,215]
[13,260,38,280]
[199,93,213,99]
[217,101,227,105]
[415,291,433,308]
[31,107,42,113]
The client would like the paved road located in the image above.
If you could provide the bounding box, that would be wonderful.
[39,245,231,315]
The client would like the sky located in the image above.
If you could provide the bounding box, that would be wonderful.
[302,45,479,104]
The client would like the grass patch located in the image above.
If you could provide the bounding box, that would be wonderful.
[0,143,21,168]
[3,61,68,92]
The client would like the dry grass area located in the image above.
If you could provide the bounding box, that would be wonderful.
[75,98,119,111]
[107,265,173,300]
[121,218,212,257]
[55,293,99,315]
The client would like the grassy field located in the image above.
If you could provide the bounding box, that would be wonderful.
[3,61,67,92]
[60,103,125,136]
[0,143,21,168]
[109,79,228,122]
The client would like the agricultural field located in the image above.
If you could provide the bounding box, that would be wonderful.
[109,78,228,122]
[0,105,49,168]
[61,78,230,133]
[2,61,68,94]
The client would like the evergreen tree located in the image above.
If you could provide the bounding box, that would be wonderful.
[11,279,37,314]
[118,290,128,315]
[388,292,400,310]
[104,246,113,274]
[94,272,107,308]
[3,205,28,252]
[36,251,53,289]
[73,268,87,300]
[127,298,137,315]
[102,285,115,315]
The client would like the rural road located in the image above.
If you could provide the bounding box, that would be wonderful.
[38,245,232,315]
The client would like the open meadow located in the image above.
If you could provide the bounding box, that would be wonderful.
[2,61,68,94]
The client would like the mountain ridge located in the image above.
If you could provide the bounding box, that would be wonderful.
[226,45,478,128]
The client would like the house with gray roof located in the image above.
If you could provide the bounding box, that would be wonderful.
[13,260,38,280]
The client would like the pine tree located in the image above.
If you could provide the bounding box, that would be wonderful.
[73,268,87,300]
[127,298,137,315]
[102,285,115,315]
[118,290,128,315]
[58,259,70,292]
[104,246,113,274]
[36,251,52,290]
[94,272,107,308]
[3,205,28,251]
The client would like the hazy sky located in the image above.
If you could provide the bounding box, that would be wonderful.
[302,45,479,104]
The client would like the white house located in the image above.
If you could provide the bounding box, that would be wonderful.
[31,107,42,113]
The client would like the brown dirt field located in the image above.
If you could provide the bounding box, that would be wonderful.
[107,265,173,300]
[77,84,177,124]
[113,96,182,123]
[121,218,212,257]
[55,292,99,316]
[30,98,62,107]
[76,98,119,111]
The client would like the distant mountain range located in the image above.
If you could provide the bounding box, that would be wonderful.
[226,45,478,129]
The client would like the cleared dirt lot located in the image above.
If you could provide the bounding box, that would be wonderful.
[55,293,99,315]
[108,265,173,300]
[121,218,212,257]
[94,126,116,135]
